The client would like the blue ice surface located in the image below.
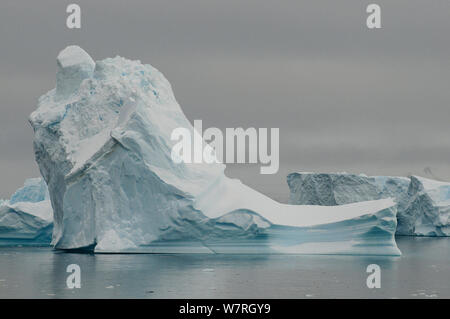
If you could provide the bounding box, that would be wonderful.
[9,178,49,205]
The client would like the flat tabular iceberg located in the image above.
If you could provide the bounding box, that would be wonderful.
[288,172,449,236]
[29,46,400,255]
[0,178,53,245]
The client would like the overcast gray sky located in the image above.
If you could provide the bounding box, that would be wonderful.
[1,0,449,201]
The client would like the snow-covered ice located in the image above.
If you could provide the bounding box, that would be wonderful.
[29,46,400,255]
[287,172,449,236]
[0,178,53,245]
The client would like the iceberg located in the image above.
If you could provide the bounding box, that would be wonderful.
[287,172,449,236]
[9,177,50,204]
[287,173,384,205]
[400,176,450,236]
[0,178,53,245]
[29,46,400,255]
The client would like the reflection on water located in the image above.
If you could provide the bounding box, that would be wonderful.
[0,237,448,298]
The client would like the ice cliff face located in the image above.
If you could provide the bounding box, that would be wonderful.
[287,172,449,236]
[400,176,450,236]
[0,178,53,245]
[287,173,383,205]
[29,46,400,255]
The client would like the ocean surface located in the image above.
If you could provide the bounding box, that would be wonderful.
[0,237,448,298]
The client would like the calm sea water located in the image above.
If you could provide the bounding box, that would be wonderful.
[0,237,448,298]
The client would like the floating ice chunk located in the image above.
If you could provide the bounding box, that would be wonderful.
[287,172,449,236]
[0,178,53,245]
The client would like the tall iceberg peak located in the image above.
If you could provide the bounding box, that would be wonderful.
[29,46,400,255]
